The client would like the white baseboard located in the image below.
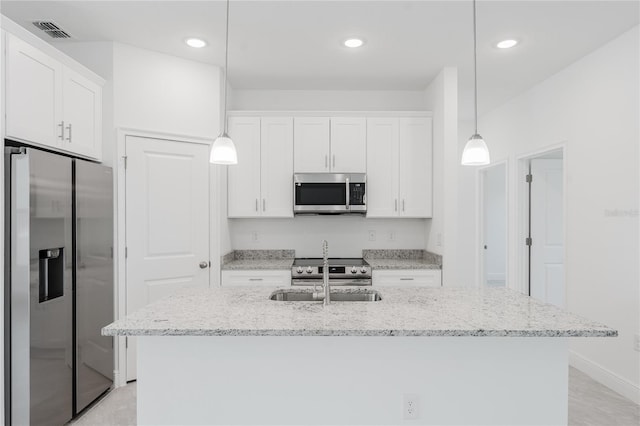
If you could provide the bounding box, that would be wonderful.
[569,350,640,404]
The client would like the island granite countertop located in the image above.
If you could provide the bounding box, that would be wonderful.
[102,286,616,338]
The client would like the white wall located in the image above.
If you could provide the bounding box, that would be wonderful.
[230,89,427,111]
[113,43,220,139]
[230,217,426,258]
[459,26,640,402]
[424,67,459,285]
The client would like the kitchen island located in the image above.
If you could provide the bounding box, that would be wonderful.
[103,287,615,425]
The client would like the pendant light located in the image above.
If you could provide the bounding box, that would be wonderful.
[210,0,238,164]
[461,0,490,166]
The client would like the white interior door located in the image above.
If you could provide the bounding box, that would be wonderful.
[530,159,564,307]
[482,163,507,287]
[125,135,210,380]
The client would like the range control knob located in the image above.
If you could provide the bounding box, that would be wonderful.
[351,266,358,274]
[306,266,313,274]
[360,267,368,273]
[296,267,303,274]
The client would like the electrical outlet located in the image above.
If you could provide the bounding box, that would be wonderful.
[436,233,442,247]
[388,231,396,241]
[634,334,640,352]
[368,230,376,241]
[251,231,259,242]
[403,394,419,420]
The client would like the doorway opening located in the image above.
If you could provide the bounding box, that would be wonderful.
[518,147,565,307]
[479,162,507,287]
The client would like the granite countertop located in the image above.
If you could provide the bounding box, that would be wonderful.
[222,258,295,270]
[365,258,441,270]
[363,249,442,270]
[102,286,616,338]
[222,250,294,270]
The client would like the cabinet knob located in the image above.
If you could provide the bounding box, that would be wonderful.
[199,261,209,269]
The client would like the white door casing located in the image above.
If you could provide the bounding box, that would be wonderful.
[125,135,210,380]
[481,163,507,287]
[530,159,564,307]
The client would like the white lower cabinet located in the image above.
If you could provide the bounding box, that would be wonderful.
[372,270,442,287]
[221,270,291,287]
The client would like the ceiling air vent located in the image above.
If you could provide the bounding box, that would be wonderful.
[32,21,71,39]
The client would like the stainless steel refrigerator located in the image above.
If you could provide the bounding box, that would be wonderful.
[4,145,114,425]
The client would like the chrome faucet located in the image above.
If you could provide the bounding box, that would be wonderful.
[322,240,331,305]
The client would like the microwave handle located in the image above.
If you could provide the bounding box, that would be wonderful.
[345,177,350,209]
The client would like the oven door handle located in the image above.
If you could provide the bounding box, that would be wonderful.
[345,177,350,210]
[291,278,372,286]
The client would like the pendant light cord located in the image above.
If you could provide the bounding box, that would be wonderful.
[473,0,478,135]
[222,0,230,134]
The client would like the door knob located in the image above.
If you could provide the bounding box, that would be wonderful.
[199,261,209,269]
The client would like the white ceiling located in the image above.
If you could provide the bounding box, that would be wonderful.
[2,0,638,117]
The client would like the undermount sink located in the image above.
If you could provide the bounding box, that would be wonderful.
[269,289,382,302]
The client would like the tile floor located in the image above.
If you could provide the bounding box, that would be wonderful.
[71,367,639,426]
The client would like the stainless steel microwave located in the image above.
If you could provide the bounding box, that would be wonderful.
[294,173,366,215]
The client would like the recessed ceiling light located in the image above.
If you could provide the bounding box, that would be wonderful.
[344,38,365,48]
[185,38,207,48]
[496,39,518,49]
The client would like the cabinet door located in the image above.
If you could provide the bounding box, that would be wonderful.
[63,68,102,160]
[366,118,400,218]
[261,117,294,217]
[228,117,261,217]
[373,270,441,287]
[293,117,330,173]
[399,118,433,218]
[5,34,63,148]
[221,270,291,287]
[330,117,366,173]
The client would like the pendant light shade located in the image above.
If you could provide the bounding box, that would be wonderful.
[210,0,237,165]
[461,134,490,165]
[461,0,490,166]
[210,132,237,164]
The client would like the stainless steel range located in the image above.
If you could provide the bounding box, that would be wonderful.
[291,258,372,286]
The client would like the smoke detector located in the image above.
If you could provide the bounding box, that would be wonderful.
[32,21,71,39]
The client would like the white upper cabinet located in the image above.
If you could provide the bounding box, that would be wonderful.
[329,117,367,173]
[399,117,432,218]
[227,116,294,218]
[366,118,400,217]
[62,68,102,159]
[6,34,63,149]
[260,117,294,217]
[294,117,366,173]
[293,117,330,173]
[228,117,262,217]
[366,117,432,218]
[4,32,103,160]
